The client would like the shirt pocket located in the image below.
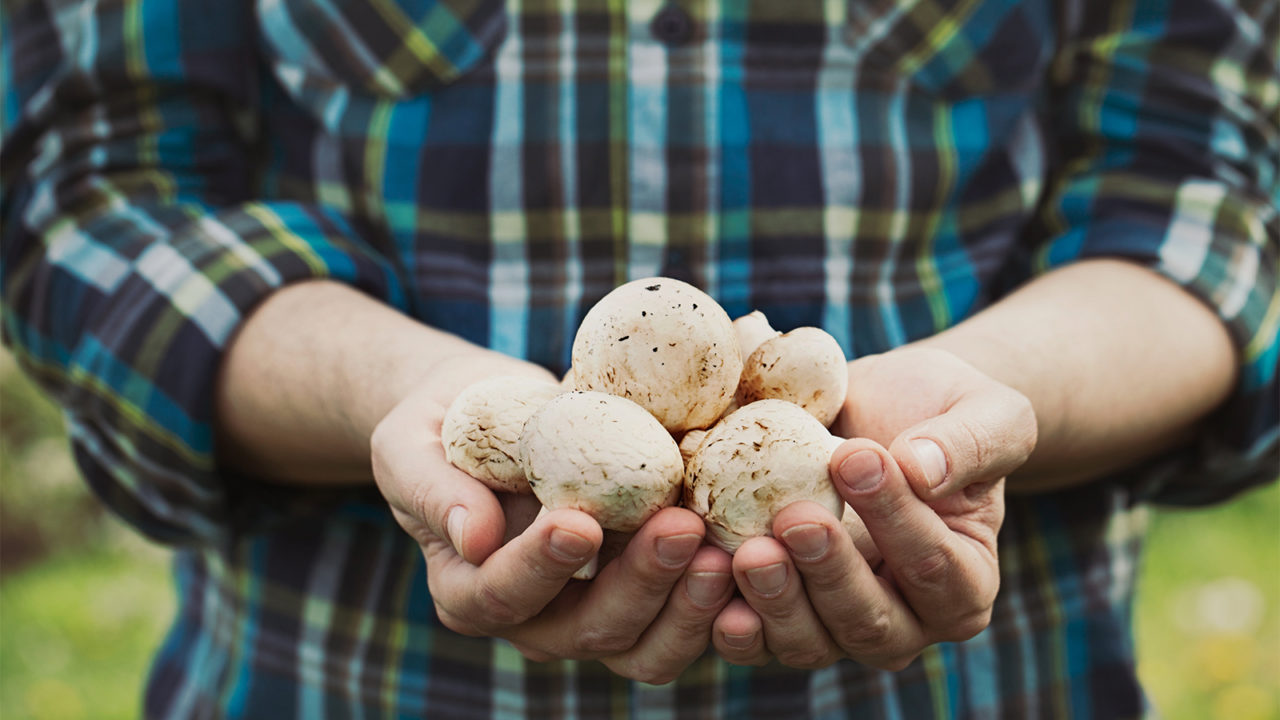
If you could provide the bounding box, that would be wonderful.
[845,0,1051,99]
[256,0,506,99]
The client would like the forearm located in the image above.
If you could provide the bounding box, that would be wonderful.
[214,280,549,484]
[919,258,1238,491]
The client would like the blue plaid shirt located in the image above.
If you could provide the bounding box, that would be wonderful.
[3,0,1277,717]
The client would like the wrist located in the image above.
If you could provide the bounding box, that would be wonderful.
[216,280,506,483]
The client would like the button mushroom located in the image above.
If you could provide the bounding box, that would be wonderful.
[519,391,684,533]
[678,428,709,465]
[733,310,781,359]
[441,376,565,493]
[571,278,742,433]
[684,399,845,553]
[737,326,849,427]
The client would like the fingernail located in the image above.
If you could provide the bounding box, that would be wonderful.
[549,528,594,562]
[685,572,729,608]
[723,631,757,649]
[746,562,787,596]
[910,438,948,489]
[446,506,468,554]
[781,524,829,561]
[837,451,884,493]
[656,533,701,567]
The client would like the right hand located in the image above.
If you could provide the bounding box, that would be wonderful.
[370,353,735,684]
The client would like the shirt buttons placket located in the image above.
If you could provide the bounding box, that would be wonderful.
[651,4,694,46]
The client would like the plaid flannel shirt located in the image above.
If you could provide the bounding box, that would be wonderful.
[3,0,1277,717]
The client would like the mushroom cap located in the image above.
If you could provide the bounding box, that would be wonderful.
[684,399,845,553]
[571,277,742,433]
[442,376,565,493]
[733,310,780,359]
[736,327,850,427]
[520,391,684,532]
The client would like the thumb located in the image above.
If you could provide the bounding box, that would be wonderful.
[889,387,1037,499]
[371,418,510,565]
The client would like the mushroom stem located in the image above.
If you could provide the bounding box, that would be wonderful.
[733,310,780,359]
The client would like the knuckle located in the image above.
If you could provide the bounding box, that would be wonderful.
[956,417,993,472]
[574,623,638,657]
[799,561,851,596]
[894,546,958,592]
[862,485,916,522]
[630,563,682,599]
[756,598,806,625]
[838,608,894,651]
[435,605,481,637]
[472,581,529,628]
[936,608,992,643]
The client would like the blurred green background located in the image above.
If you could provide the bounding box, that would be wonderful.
[1,349,1277,719]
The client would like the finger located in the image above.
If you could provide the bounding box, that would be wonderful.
[371,410,508,564]
[772,501,924,663]
[603,545,735,684]
[830,439,999,641]
[425,507,602,635]
[731,536,843,669]
[840,504,883,569]
[891,385,1036,499]
[712,598,770,666]
[511,506,706,658]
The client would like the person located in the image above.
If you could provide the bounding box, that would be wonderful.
[2,0,1276,716]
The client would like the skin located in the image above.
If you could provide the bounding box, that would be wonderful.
[216,258,1236,679]
[712,259,1236,668]
[216,282,736,683]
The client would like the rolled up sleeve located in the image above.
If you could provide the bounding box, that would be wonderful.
[1026,0,1278,503]
[1,0,407,544]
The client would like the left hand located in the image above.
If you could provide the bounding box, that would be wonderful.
[711,347,1037,670]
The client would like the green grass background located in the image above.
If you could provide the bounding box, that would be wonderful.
[1,351,1277,719]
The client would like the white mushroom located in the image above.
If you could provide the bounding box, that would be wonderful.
[678,428,709,465]
[737,327,849,427]
[560,366,576,391]
[571,278,742,433]
[519,391,684,533]
[684,399,845,553]
[733,310,781,359]
[441,376,564,493]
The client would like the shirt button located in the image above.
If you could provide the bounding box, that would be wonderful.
[651,5,694,46]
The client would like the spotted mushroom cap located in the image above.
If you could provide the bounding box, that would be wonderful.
[519,391,684,532]
[736,327,850,427]
[571,278,742,433]
[684,399,845,553]
[441,376,565,493]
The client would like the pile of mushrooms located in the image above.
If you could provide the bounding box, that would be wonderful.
[441,277,853,575]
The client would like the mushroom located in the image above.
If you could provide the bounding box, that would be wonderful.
[733,310,781,359]
[571,278,742,433]
[678,428,709,465]
[684,399,845,553]
[441,376,565,493]
[737,326,849,427]
[519,391,684,533]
